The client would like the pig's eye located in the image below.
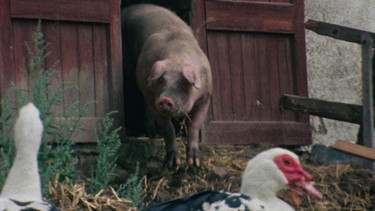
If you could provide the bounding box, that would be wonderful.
[179,77,192,90]
[156,76,165,85]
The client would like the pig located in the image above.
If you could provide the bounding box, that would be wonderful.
[121,4,212,167]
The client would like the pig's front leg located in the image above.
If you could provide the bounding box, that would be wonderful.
[186,100,210,167]
[153,114,181,167]
[162,120,181,167]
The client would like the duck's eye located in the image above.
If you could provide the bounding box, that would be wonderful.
[283,159,291,166]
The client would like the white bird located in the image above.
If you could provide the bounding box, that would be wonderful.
[0,103,57,211]
[143,147,322,211]
[240,147,322,211]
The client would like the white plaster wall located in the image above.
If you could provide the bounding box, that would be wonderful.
[305,0,375,145]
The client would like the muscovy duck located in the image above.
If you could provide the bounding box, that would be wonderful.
[240,147,322,210]
[143,147,322,211]
[0,103,58,211]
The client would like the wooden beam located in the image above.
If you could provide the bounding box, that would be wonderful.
[305,19,375,47]
[205,1,295,33]
[332,140,375,161]
[361,32,374,149]
[279,94,362,124]
[10,0,111,23]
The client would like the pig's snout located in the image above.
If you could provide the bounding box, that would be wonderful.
[157,97,175,112]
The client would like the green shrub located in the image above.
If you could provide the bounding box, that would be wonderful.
[89,111,122,194]
[117,162,145,209]
[0,97,16,189]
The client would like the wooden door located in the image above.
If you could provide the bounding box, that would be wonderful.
[193,0,311,145]
[0,0,123,142]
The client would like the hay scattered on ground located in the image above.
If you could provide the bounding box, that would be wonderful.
[49,176,135,211]
[49,140,375,210]
[301,163,374,210]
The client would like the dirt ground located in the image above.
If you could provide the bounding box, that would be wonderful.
[51,138,375,210]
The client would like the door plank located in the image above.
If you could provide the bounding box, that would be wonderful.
[11,0,110,23]
[205,0,295,33]
[205,121,311,145]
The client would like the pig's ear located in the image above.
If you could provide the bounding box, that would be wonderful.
[148,60,167,86]
[183,65,202,89]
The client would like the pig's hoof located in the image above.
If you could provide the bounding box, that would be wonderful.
[187,148,200,167]
[166,151,181,167]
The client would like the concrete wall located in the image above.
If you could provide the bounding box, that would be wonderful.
[305,0,375,145]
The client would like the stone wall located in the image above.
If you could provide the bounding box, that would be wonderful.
[305,0,375,145]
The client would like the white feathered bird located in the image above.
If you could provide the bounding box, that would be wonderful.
[0,103,57,211]
[240,147,322,211]
[143,147,322,211]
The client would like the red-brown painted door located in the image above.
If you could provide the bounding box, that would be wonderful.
[193,0,311,145]
[0,0,123,142]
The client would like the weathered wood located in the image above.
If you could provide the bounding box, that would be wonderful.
[204,121,311,145]
[294,1,310,123]
[361,33,374,149]
[195,0,310,145]
[205,0,295,33]
[0,0,13,97]
[206,32,302,123]
[108,0,124,127]
[78,25,95,117]
[10,0,111,23]
[191,0,207,54]
[280,94,363,124]
[0,0,123,143]
[332,140,375,161]
[305,19,375,47]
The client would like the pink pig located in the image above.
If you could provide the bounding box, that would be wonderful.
[122,4,212,166]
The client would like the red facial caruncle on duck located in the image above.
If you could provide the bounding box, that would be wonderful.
[274,154,323,199]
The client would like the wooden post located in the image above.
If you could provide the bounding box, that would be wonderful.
[361,32,375,169]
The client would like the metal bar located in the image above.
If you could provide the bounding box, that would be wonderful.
[361,32,374,155]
